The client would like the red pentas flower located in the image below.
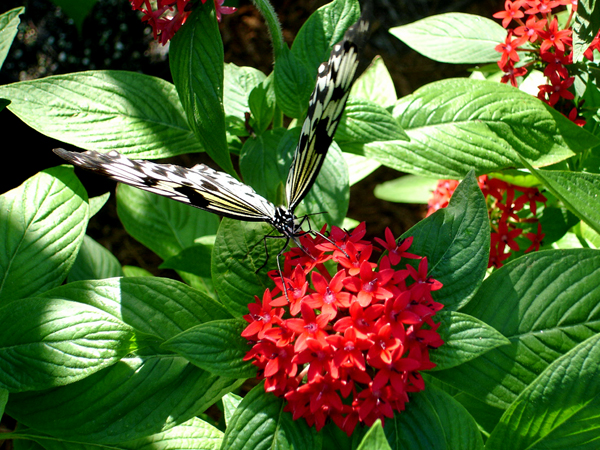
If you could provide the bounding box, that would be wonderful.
[427,175,547,269]
[242,224,444,435]
[492,0,590,127]
[130,0,236,45]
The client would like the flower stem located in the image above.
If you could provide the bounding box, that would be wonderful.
[251,0,286,58]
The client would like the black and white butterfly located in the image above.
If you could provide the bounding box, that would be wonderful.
[54,14,369,268]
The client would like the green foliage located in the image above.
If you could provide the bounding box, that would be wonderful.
[2,0,600,448]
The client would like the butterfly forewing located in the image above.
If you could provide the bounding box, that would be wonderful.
[285,17,369,211]
[54,148,276,222]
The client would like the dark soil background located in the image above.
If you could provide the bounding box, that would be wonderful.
[0,0,499,274]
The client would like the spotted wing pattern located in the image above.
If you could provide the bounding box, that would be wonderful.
[285,16,370,211]
[53,148,276,222]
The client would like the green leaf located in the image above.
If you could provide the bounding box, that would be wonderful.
[406,172,490,310]
[292,0,360,76]
[435,249,600,409]
[572,0,600,63]
[212,220,284,317]
[357,421,391,450]
[0,297,133,392]
[344,153,381,186]
[384,386,483,450]
[116,183,219,261]
[431,311,510,371]
[0,7,24,70]
[486,333,600,450]
[88,191,110,217]
[170,3,234,175]
[0,388,6,416]
[239,128,288,204]
[249,81,276,135]
[335,99,408,144]
[390,13,506,64]
[366,79,600,178]
[221,381,321,450]
[299,140,350,229]
[122,265,153,277]
[68,235,123,282]
[160,243,215,295]
[273,45,314,119]
[0,166,88,305]
[538,205,579,246]
[39,277,232,339]
[223,63,266,122]
[163,318,255,379]
[49,0,97,33]
[7,356,242,444]
[351,56,397,108]
[0,71,201,159]
[25,414,224,450]
[222,392,243,427]
[527,167,600,236]
[373,175,439,204]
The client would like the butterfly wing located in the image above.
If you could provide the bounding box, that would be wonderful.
[54,148,277,222]
[285,16,370,211]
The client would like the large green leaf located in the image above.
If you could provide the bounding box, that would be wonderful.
[170,2,234,175]
[351,56,397,108]
[365,79,600,178]
[39,277,231,339]
[291,0,360,76]
[6,278,237,443]
[0,166,88,305]
[431,311,510,371]
[0,7,24,70]
[435,249,600,409]
[0,71,201,159]
[116,183,219,261]
[163,318,255,379]
[406,172,490,310]
[572,0,600,63]
[384,386,483,450]
[0,297,133,393]
[335,99,408,144]
[220,382,322,450]
[68,234,123,282]
[7,356,241,444]
[486,333,600,450]
[211,220,284,317]
[527,167,600,236]
[390,13,506,64]
[26,416,223,450]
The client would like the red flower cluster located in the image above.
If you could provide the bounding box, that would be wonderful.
[242,223,444,435]
[493,0,597,125]
[427,176,547,268]
[130,0,236,45]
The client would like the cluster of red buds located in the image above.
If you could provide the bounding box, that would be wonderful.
[130,0,236,45]
[242,223,444,435]
[494,0,598,125]
[428,176,547,268]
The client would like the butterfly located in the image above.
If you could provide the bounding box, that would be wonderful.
[54,13,369,275]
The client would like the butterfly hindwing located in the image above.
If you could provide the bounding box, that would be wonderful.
[54,148,276,222]
[285,16,369,211]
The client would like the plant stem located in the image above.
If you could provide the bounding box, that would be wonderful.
[251,0,286,59]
